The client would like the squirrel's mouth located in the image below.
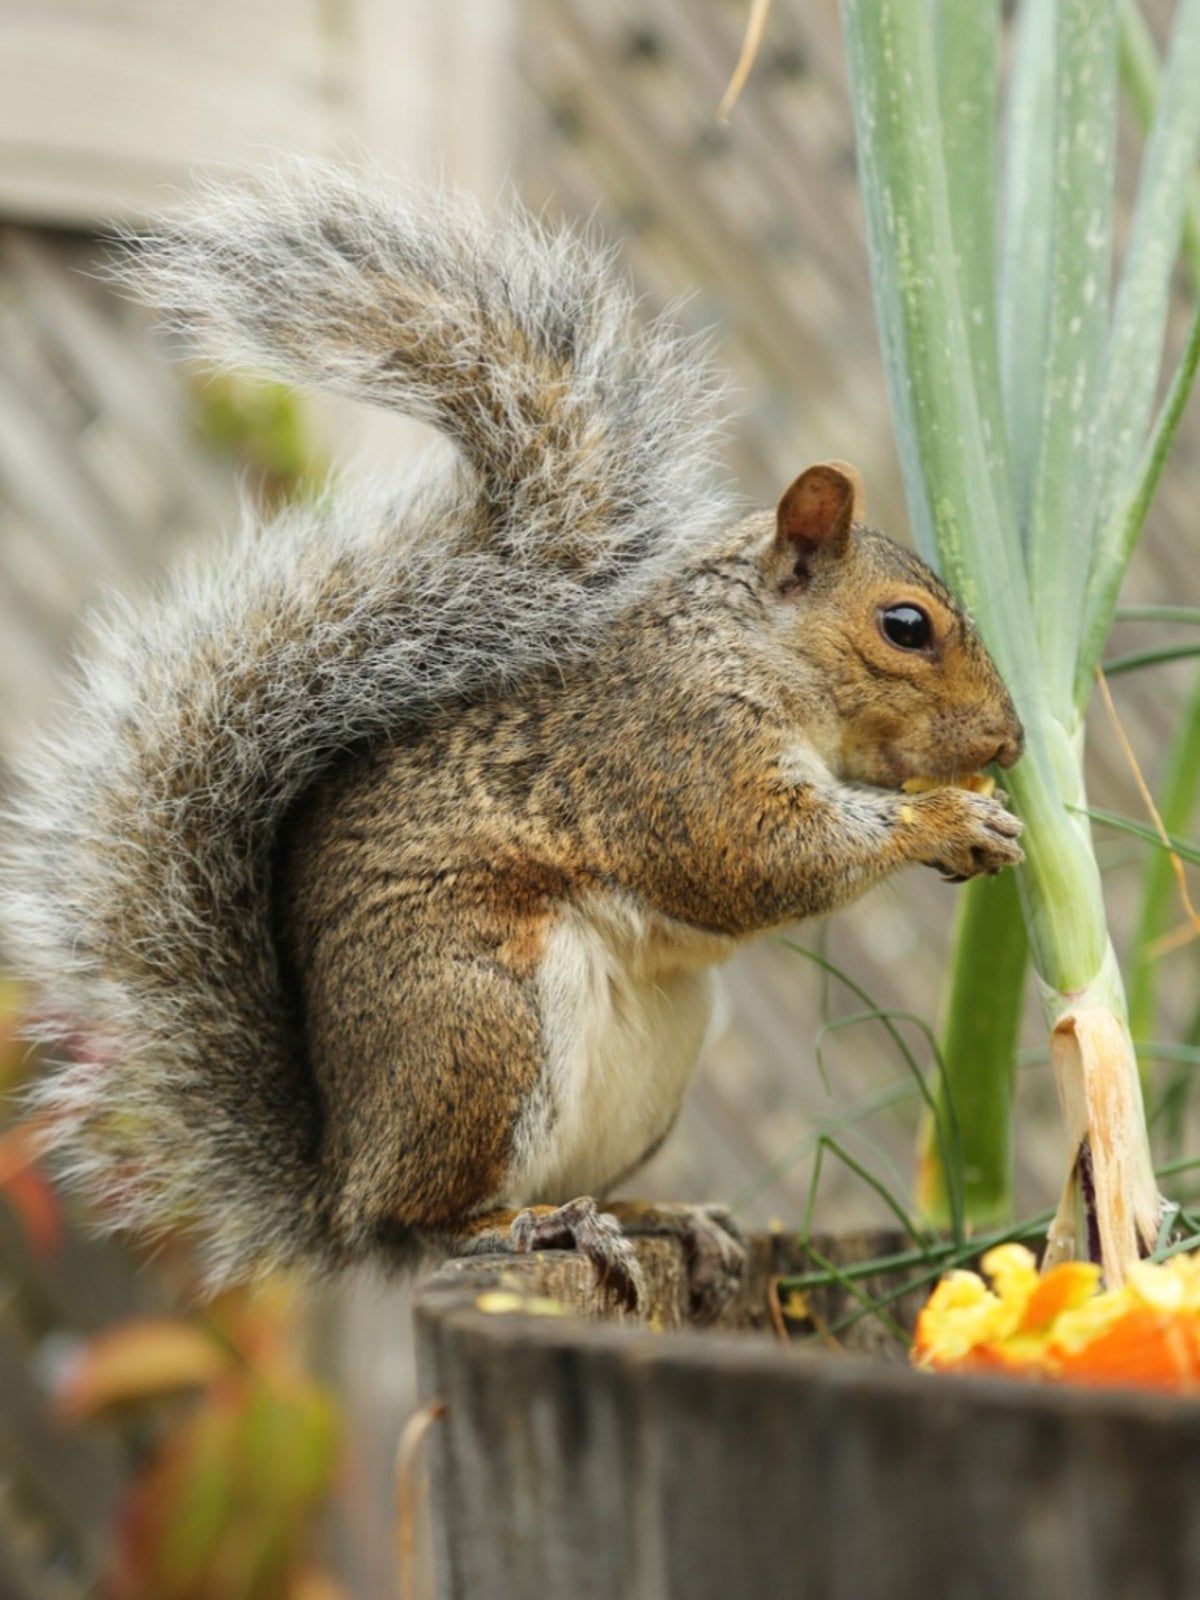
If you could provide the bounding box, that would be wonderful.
[867,749,994,793]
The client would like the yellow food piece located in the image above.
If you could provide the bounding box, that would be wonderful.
[778,1288,811,1321]
[901,771,996,798]
[474,1290,568,1317]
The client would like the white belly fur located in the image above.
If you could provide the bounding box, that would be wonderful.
[505,891,734,1203]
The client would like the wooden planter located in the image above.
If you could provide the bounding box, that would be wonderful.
[415,1229,1200,1600]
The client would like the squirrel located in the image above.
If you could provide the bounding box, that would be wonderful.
[0,161,1024,1318]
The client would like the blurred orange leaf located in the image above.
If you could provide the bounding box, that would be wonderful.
[0,1118,61,1255]
[286,1569,351,1600]
[0,1116,52,1185]
[3,1163,61,1255]
[288,1568,352,1600]
[59,1319,234,1420]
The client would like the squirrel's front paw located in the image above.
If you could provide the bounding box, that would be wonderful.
[909,787,1024,881]
[510,1196,643,1312]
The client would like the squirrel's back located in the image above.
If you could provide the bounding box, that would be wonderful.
[0,161,731,1284]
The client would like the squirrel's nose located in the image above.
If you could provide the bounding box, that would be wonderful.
[990,724,1025,769]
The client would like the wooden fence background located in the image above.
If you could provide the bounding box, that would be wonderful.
[0,2,1196,1595]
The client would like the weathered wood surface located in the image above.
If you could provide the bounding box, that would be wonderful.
[0,0,515,229]
[417,1231,1200,1600]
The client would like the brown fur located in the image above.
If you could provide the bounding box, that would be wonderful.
[279,486,1024,1258]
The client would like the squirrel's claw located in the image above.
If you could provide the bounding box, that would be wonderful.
[672,1203,747,1325]
[510,1196,643,1313]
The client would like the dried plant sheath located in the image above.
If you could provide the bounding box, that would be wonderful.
[1046,1004,1161,1285]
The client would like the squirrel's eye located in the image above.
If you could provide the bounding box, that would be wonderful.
[879,604,932,652]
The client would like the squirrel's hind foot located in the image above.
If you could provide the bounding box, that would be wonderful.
[510,1196,644,1313]
[604,1201,746,1324]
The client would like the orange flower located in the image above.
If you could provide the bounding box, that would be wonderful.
[913,1245,1200,1393]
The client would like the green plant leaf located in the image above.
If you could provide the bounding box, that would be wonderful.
[1119,0,1200,287]
[114,1377,339,1600]
[729,1076,917,1213]
[936,0,1010,504]
[1024,0,1119,712]
[999,0,1056,537]
[1080,294,1200,691]
[920,870,1028,1227]
[840,0,1168,1278]
[838,0,1031,641]
[1094,0,1200,506]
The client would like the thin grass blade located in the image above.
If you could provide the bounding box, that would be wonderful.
[1103,643,1200,676]
[1081,804,1200,866]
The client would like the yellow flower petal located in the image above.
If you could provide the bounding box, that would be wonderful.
[1128,1261,1185,1312]
[980,1243,1039,1309]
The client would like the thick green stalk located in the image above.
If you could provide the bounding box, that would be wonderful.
[840,0,1106,996]
[917,1,1024,1227]
[840,0,1162,1276]
[918,872,1028,1227]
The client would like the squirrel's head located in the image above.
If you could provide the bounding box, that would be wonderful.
[761,463,1024,789]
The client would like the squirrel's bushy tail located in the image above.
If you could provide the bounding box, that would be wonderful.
[0,161,730,1284]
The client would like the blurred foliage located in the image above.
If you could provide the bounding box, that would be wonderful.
[0,401,346,1594]
[61,1283,344,1600]
[0,985,346,1599]
[0,976,62,1256]
[190,375,324,506]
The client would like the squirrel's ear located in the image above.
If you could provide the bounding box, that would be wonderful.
[775,462,862,563]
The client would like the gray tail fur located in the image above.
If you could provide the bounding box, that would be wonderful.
[0,160,730,1285]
